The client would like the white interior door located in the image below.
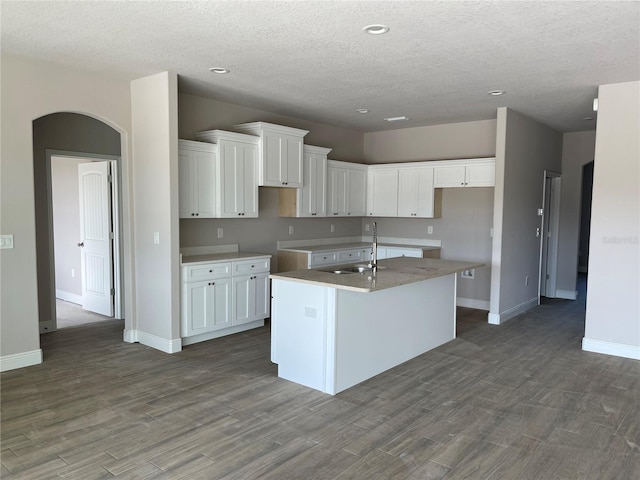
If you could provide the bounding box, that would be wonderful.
[78,161,114,316]
[540,172,561,299]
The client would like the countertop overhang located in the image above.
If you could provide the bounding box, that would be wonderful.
[181,251,271,265]
[277,242,440,254]
[270,257,483,293]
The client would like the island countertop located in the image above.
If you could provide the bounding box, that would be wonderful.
[277,242,440,254]
[270,257,483,293]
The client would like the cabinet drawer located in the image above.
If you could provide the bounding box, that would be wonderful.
[309,252,338,267]
[233,258,271,275]
[337,249,362,263]
[183,262,232,282]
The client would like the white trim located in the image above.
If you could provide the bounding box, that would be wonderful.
[56,290,83,305]
[0,349,43,372]
[456,297,490,310]
[181,320,264,346]
[123,329,138,343]
[135,331,182,353]
[582,338,640,360]
[487,297,538,325]
[556,289,578,300]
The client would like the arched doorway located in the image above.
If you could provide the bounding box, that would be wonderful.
[33,112,124,334]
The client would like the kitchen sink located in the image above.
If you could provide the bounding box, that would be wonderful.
[321,264,386,274]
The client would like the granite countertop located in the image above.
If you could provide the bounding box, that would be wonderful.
[270,257,483,293]
[278,242,441,254]
[181,252,271,266]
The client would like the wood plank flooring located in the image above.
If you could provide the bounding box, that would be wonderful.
[2,282,639,479]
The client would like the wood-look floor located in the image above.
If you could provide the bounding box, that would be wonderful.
[2,280,639,479]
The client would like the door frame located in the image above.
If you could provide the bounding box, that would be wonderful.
[45,150,123,332]
[539,170,562,301]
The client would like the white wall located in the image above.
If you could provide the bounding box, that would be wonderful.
[490,108,563,324]
[556,131,596,299]
[0,55,134,371]
[364,119,497,163]
[131,72,181,352]
[583,81,640,360]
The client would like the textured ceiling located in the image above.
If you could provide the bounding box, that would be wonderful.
[2,1,639,132]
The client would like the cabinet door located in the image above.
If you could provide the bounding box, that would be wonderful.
[347,167,367,216]
[337,249,361,263]
[300,153,327,217]
[385,247,422,259]
[233,272,270,325]
[178,147,216,218]
[398,167,434,217]
[465,163,495,187]
[262,132,303,187]
[219,141,258,217]
[367,169,398,216]
[327,166,348,216]
[434,165,466,188]
[309,252,338,267]
[183,278,231,336]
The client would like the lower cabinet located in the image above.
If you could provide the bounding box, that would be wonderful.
[181,256,270,345]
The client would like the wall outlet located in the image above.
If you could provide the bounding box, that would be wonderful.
[71,268,75,278]
[525,275,529,285]
[461,269,475,279]
[288,225,294,235]
[217,228,223,238]
[365,224,370,232]
[330,224,335,233]
[153,232,160,245]
[0,234,14,249]
[427,225,433,235]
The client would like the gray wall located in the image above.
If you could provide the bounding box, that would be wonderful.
[51,157,90,299]
[33,113,121,325]
[555,131,596,297]
[491,108,563,320]
[584,81,639,354]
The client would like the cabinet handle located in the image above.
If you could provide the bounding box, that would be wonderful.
[191,213,195,216]
[311,213,316,216]
[208,282,215,286]
[77,242,84,247]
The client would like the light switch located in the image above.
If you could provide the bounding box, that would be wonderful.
[0,235,14,249]
[427,225,433,235]
[153,232,160,244]
[288,225,294,235]
[217,228,223,238]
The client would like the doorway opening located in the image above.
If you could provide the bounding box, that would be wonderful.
[539,171,562,300]
[50,154,122,329]
[577,162,594,277]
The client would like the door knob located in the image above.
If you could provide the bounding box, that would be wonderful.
[77,242,84,247]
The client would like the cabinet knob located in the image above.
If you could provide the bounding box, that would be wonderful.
[196,213,199,216]
[209,270,213,273]
[191,213,195,216]
[77,242,84,247]
[311,213,316,216]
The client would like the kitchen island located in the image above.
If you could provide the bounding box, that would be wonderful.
[270,257,483,395]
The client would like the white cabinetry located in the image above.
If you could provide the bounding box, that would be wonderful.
[234,122,309,188]
[194,130,259,218]
[279,145,331,217]
[433,159,495,187]
[377,246,424,260]
[367,164,439,218]
[178,140,217,218]
[327,160,367,217]
[181,256,271,345]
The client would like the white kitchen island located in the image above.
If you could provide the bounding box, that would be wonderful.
[270,257,483,395]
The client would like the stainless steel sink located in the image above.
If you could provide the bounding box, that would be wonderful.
[321,264,386,274]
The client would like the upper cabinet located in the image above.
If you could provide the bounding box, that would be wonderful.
[234,122,309,188]
[367,164,440,218]
[433,159,495,188]
[192,130,260,217]
[178,140,217,218]
[327,160,367,217]
[279,145,332,217]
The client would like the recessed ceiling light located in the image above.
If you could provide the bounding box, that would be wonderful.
[384,116,409,122]
[363,24,389,35]
[356,108,369,114]
[488,90,506,96]
[209,67,230,74]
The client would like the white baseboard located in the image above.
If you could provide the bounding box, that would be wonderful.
[0,349,43,372]
[123,329,138,343]
[134,330,182,354]
[56,290,82,305]
[487,297,538,325]
[582,338,640,360]
[182,320,265,346]
[556,289,578,300]
[456,297,490,311]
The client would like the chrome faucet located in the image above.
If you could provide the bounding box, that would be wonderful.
[369,221,378,270]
